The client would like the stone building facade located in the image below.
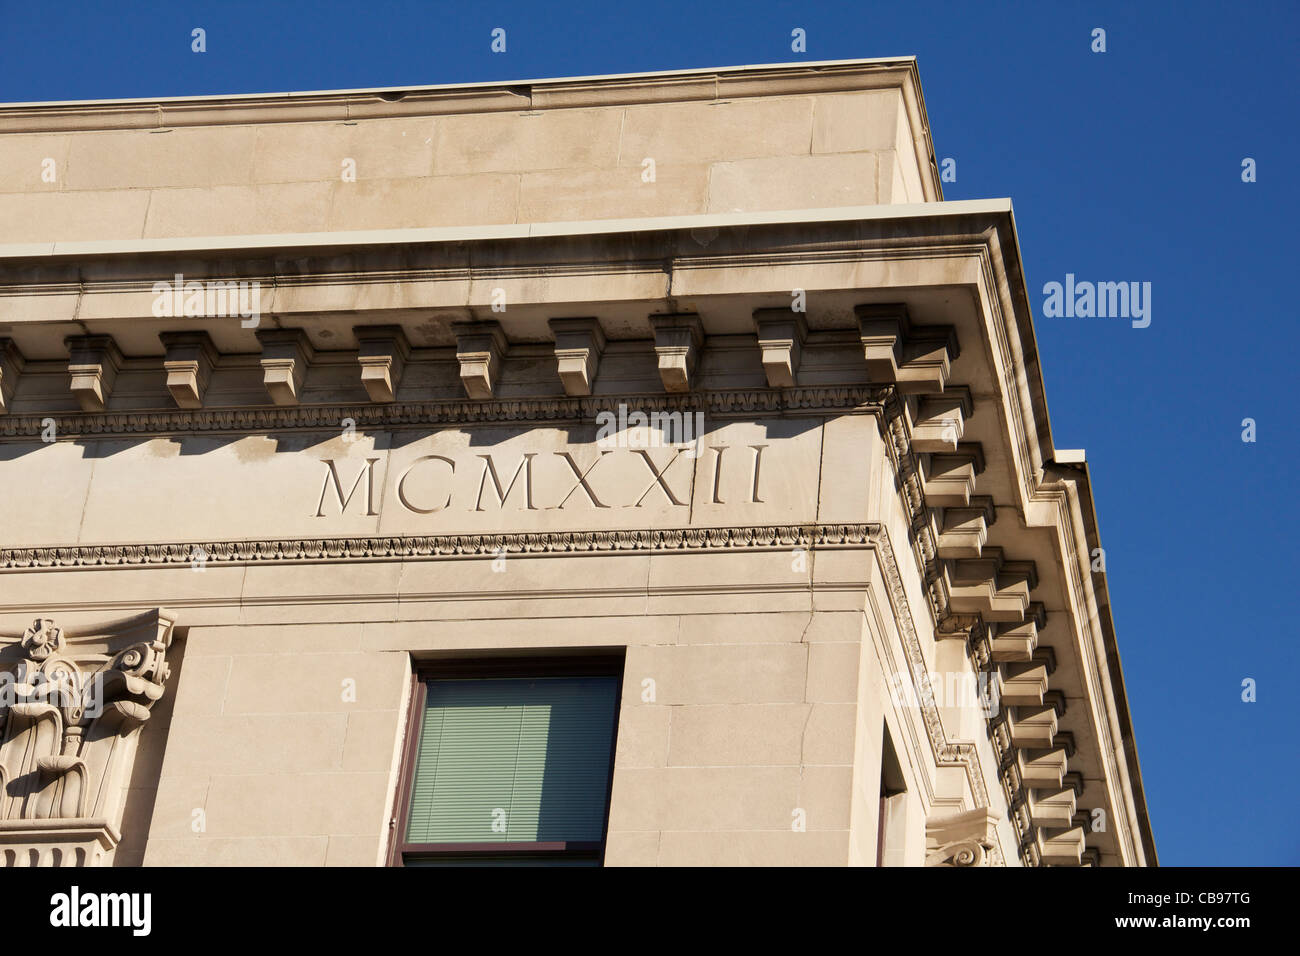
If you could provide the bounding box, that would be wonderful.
[0,58,1155,866]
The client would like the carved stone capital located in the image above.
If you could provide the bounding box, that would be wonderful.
[0,818,120,867]
[925,807,1000,866]
[0,609,176,867]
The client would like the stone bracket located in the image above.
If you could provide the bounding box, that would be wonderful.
[1028,787,1078,828]
[947,552,1020,623]
[753,309,807,388]
[936,496,996,559]
[1052,731,1077,758]
[911,388,973,452]
[355,325,410,403]
[1016,746,1069,788]
[1007,704,1058,749]
[452,321,508,399]
[919,444,985,507]
[65,335,122,413]
[946,548,1039,624]
[649,313,704,393]
[1000,649,1055,708]
[989,603,1046,662]
[159,331,218,410]
[857,303,959,393]
[1035,825,1086,865]
[548,318,605,397]
[256,328,314,406]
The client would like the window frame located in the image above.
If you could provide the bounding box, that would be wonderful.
[388,655,624,867]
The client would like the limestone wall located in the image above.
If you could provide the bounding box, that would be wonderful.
[0,63,937,245]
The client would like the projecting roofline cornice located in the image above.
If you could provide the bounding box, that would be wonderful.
[0,200,1001,263]
[0,202,1152,861]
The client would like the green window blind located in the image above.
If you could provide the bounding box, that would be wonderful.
[405,676,619,845]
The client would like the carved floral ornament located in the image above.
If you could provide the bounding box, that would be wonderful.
[0,609,175,867]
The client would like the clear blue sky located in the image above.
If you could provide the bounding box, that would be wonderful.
[2,0,1296,866]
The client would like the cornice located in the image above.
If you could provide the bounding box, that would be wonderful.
[0,203,1006,265]
[976,227,1047,506]
[0,203,1152,862]
[1030,477,1145,865]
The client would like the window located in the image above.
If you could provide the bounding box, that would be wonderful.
[390,657,623,867]
[877,723,908,867]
